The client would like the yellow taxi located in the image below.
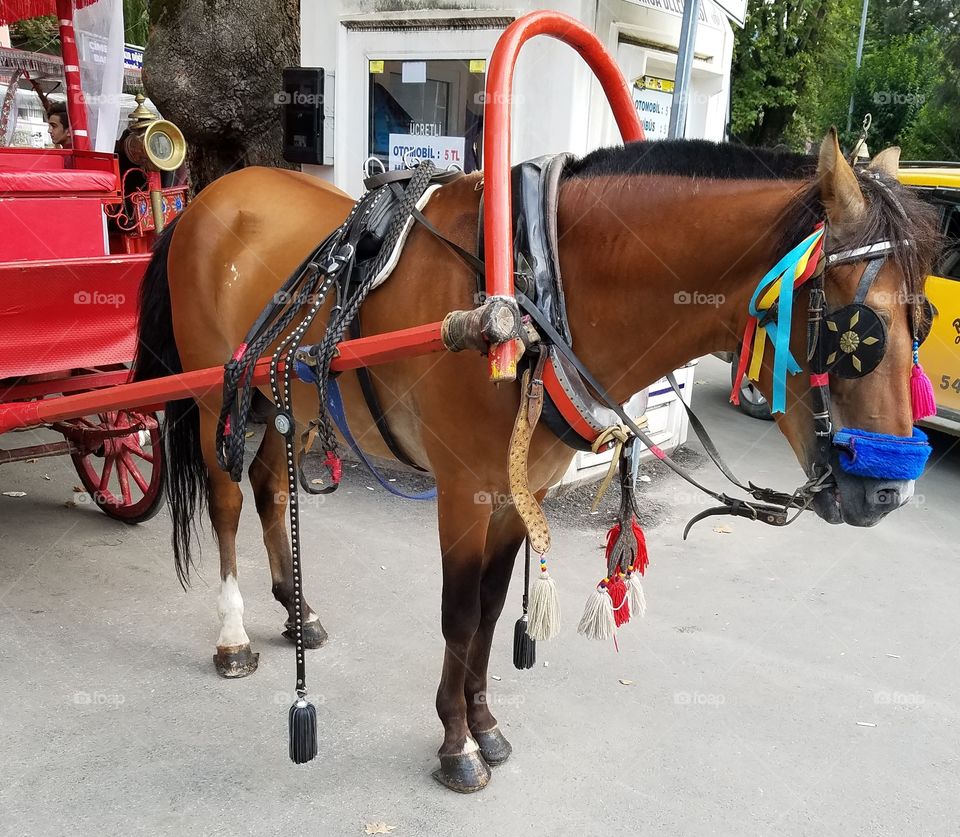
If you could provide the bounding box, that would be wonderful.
[899,163,960,436]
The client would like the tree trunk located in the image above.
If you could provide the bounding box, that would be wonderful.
[143,0,299,191]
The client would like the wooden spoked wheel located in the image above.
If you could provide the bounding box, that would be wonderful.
[70,409,166,523]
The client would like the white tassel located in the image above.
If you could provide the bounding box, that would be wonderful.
[527,570,561,640]
[577,585,616,640]
[627,573,646,619]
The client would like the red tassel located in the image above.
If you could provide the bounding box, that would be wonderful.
[630,518,648,576]
[607,574,630,627]
[911,363,937,421]
[324,450,342,485]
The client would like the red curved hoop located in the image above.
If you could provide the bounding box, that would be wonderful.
[482,10,645,381]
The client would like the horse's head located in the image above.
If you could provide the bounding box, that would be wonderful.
[759,130,941,526]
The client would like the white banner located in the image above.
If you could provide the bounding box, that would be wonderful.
[75,0,125,151]
[388,133,466,171]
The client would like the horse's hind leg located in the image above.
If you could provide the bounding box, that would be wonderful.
[204,454,260,678]
[463,503,529,767]
[433,482,493,793]
[248,424,327,649]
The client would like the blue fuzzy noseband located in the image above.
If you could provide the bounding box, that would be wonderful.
[832,427,931,481]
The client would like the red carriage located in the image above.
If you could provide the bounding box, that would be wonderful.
[0,0,187,520]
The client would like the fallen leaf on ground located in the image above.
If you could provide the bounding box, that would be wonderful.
[310,478,324,486]
[619,679,634,686]
[639,475,651,483]
[245,431,255,439]
[2,491,26,497]
[712,525,732,534]
[42,474,51,480]
[856,721,877,728]
[73,485,84,492]
[364,823,397,835]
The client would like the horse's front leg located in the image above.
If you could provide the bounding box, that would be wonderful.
[433,482,492,793]
[248,424,327,649]
[462,503,528,767]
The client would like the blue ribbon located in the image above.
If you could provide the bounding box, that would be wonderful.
[748,229,824,414]
[326,378,437,500]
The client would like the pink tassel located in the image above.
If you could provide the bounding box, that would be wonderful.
[911,363,936,421]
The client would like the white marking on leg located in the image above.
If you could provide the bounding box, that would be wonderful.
[216,574,250,648]
[460,737,479,756]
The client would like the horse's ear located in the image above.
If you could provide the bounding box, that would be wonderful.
[818,128,866,225]
[868,146,901,178]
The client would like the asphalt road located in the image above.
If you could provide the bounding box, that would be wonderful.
[3,355,960,837]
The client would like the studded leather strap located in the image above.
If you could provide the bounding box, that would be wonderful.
[508,351,551,555]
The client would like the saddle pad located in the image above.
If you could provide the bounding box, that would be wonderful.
[366,183,444,293]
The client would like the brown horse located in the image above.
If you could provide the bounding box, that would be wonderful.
[134,131,939,792]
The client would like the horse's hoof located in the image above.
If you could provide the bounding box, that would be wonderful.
[473,727,512,766]
[431,748,491,793]
[214,644,259,678]
[283,618,328,649]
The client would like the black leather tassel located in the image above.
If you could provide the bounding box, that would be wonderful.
[288,697,318,764]
[513,538,536,670]
[513,615,536,669]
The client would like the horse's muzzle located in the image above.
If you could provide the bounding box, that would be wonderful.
[812,450,915,526]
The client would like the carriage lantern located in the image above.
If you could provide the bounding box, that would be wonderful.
[122,94,187,232]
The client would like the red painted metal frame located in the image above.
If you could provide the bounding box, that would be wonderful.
[55,0,91,152]
[482,10,645,382]
[0,321,446,434]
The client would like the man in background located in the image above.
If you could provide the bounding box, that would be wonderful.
[47,102,71,148]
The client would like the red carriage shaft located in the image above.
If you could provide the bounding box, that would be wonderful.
[0,321,446,433]
[482,9,645,383]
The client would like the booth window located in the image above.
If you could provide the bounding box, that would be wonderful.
[368,59,485,174]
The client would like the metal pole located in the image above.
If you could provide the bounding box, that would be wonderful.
[846,0,870,134]
[669,0,701,139]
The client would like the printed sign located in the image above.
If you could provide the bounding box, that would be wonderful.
[388,133,466,170]
[624,0,727,29]
[124,43,144,70]
[713,0,747,27]
[631,76,674,141]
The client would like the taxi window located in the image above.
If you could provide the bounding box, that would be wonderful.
[939,204,960,281]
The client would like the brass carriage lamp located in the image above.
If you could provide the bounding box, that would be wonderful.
[122,94,187,232]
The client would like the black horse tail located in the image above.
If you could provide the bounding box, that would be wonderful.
[133,216,205,587]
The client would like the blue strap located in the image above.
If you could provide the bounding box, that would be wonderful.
[748,229,823,413]
[326,379,437,500]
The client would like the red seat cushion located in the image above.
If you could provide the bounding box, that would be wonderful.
[0,169,118,193]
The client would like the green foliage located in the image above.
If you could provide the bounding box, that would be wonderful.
[731,0,859,148]
[124,0,149,47]
[847,32,940,151]
[8,16,60,54]
[732,0,960,160]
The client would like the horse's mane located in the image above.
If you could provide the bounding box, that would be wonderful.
[565,139,941,302]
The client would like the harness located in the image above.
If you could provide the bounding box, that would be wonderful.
[215,156,935,761]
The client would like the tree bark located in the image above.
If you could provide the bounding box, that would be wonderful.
[143,0,299,191]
